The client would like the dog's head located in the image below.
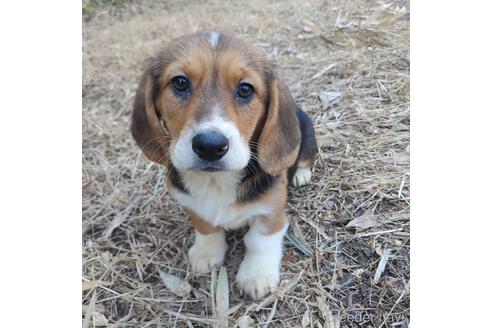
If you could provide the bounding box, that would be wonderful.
[131,31,300,175]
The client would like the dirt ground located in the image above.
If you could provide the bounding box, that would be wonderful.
[82,0,410,327]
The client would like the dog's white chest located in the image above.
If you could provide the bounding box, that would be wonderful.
[170,171,272,229]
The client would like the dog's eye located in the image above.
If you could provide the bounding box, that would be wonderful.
[171,76,190,93]
[237,82,254,98]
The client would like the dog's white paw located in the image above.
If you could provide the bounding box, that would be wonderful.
[236,254,280,300]
[292,167,312,188]
[188,232,226,274]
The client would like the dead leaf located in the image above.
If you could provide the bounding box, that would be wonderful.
[301,308,310,328]
[82,292,96,328]
[211,268,217,316]
[82,293,109,327]
[316,296,329,320]
[302,19,322,33]
[82,280,111,292]
[316,296,339,328]
[378,7,406,28]
[237,315,254,328]
[285,228,313,256]
[82,303,105,314]
[325,312,339,328]
[264,299,278,328]
[319,91,341,109]
[82,280,97,292]
[323,199,335,210]
[351,268,365,279]
[158,271,191,297]
[100,199,138,241]
[393,151,410,165]
[92,312,108,327]
[311,63,337,80]
[254,270,305,311]
[373,249,391,284]
[346,211,380,229]
[216,267,229,328]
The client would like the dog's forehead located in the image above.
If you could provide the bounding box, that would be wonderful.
[162,31,266,73]
[177,31,257,54]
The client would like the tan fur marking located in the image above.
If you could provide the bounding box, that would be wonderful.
[298,158,314,168]
[232,172,289,235]
[219,50,266,141]
[134,31,301,172]
[257,77,301,175]
[131,76,170,165]
[189,210,223,234]
[152,38,268,152]
[161,49,207,85]
[260,212,289,235]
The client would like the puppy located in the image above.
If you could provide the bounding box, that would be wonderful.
[132,31,317,299]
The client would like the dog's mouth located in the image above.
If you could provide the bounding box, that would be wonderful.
[190,160,226,172]
[201,167,222,172]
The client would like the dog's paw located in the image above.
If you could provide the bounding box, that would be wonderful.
[236,254,280,300]
[292,167,312,188]
[188,233,226,274]
[236,273,279,300]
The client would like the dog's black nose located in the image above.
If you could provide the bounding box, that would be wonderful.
[192,132,229,161]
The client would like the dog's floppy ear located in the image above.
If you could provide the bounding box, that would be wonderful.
[131,72,169,165]
[257,72,301,175]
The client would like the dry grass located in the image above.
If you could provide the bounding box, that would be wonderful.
[82,0,410,326]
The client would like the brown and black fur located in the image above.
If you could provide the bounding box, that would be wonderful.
[287,109,318,184]
[131,30,317,231]
[130,30,319,300]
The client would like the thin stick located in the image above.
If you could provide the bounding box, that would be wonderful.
[378,288,406,328]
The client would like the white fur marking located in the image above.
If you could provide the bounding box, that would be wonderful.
[236,219,288,300]
[292,167,312,188]
[172,171,273,228]
[171,127,196,170]
[171,112,250,172]
[188,230,227,273]
[209,31,220,48]
[170,110,271,229]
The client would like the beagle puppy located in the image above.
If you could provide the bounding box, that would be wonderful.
[132,31,317,299]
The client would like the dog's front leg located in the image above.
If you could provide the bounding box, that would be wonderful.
[187,211,227,274]
[236,214,289,300]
